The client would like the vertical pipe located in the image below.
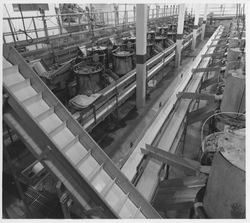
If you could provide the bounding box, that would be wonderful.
[175,4,185,68]
[136,4,148,109]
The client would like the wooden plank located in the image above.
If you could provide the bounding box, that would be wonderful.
[141,145,200,175]
[176,92,215,102]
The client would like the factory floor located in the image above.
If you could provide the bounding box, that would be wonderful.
[96,38,210,219]
[98,38,207,168]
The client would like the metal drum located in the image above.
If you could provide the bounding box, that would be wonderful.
[73,62,103,95]
[203,129,245,218]
[220,70,245,113]
[112,50,134,76]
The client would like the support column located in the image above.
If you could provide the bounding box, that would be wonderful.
[136,4,148,109]
[192,5,200,50]
[201,4,208,41]
[175,4,185,68]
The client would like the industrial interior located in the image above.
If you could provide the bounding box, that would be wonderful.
[2,3,246,219]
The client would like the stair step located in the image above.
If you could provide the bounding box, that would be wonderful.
[51,126,75,149]
[64,139,89,165]
[119,198,138,218]
[35,107,55,122]
[12,83,38,102]
[88,163,104,182]
[3,68,25,87]
[3,65,19,76]
[78,154,99,179]
[24,98,50,118]
[49,122,67,137]
[101,178,116,197]
[39,112,63,134]
[3,58,12,69]
[76,150,92,168]
[134,208,145,219]
[9,78,31,92]
[91,169,113,194]
[104,183,127,212]
[22,93,42,107]
[116,194,129,213]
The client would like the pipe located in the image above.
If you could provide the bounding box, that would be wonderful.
[193,187,208,218]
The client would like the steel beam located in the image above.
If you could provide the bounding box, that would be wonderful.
[141,144,200,175]
[176,92,215,102]
[192,67,221,73]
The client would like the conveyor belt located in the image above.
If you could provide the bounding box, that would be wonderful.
[3,46,161,219]
[121,26,224,200]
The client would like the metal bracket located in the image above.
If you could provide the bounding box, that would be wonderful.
[177,92,215,102]
[141,144,200,175]
[192,67,221,73]
[208,43,228,48]
[201,52,224,58]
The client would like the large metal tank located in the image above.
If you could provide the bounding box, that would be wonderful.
[73,62,103,95]
[220,69,245,113]
[112,50,134,76]
[203,129,245,218]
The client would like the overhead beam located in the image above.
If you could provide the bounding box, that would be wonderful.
[141,144,200,175]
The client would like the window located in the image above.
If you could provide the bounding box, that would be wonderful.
[12,4,49,12]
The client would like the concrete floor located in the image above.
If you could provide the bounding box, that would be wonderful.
[97,37,208,169]
[96,37,212,218]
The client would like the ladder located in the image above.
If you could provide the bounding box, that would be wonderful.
[3,45,161,219]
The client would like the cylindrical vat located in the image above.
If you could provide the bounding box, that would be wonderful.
[203,129,245,218]
[220,70,245,113]
[112,50,134,76]
[73,62,103,95]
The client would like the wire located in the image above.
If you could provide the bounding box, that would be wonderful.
[4,4,19,42]
[18,4,33,44]
[200,111,245,144]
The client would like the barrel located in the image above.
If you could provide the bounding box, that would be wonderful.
[203,129,245,218]
[73,62,103,95]
[112,50,134,76]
